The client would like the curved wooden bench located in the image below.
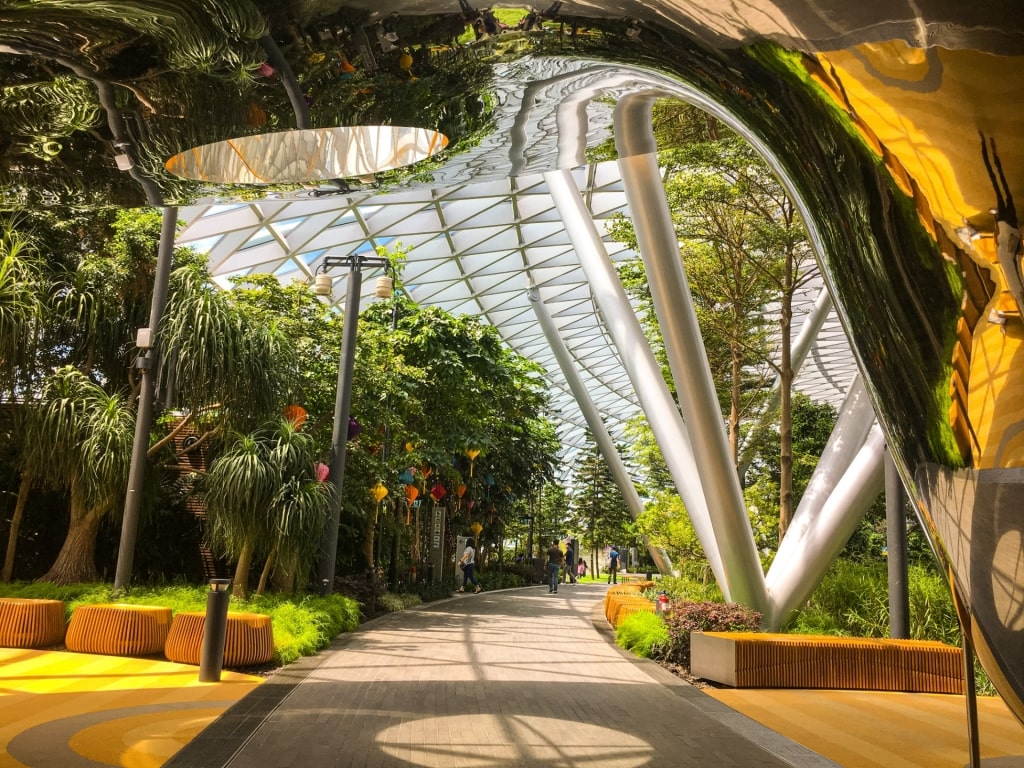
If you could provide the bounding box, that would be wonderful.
[0,598,65,648]
[65,604,172,657]
[164,611,274,667]
[605,593,656,626]
[690,632,964,694]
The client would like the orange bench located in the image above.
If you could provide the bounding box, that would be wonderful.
[164,611,274,667]
[65,604,172,657]
[0,598,65,648]
[690,631,964,693]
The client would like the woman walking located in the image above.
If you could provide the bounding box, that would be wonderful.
[457,538,482,593]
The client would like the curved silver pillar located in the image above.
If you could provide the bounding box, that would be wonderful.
[613,95,767,611]
[764,383,884,629]
[544,168,730,597]
[527,278,674,575]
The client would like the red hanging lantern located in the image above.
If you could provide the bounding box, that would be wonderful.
[430,483,447,502]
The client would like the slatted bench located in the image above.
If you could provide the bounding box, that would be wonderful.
[0,598,66,648]
[690,631,964,694]
[164,611,274,667]
[65,604,172,657]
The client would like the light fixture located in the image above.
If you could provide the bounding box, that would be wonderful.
[375,275,393,299]
[165,125,448,185]
[314,271,333,296]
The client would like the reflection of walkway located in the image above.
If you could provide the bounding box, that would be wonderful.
[0,648,261,768]
[169,584,833,768]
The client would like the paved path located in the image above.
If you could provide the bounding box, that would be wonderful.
[167,583,838,768]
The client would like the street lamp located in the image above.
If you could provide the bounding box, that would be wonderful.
[316,252,394,594]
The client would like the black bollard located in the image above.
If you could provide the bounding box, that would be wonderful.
[198,578,233,683]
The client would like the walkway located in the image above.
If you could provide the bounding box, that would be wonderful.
[167,583,836,768]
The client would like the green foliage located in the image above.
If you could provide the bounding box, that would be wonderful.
[616,611,670,659]
[0,581,359,666]
[659,600,763,667]
[379,592,422,613]
[645,574,723,603]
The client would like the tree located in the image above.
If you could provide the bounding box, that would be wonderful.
[199,419,330,598]
[569,440,632,577]
[24,367,134,584]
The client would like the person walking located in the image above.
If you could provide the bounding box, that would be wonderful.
[577,558,587,581]
[545,539,564,593]
[607,545,620,584]
[563,537,577,584]
[457,538,482,593]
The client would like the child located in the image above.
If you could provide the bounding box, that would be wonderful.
[577,559,587,580]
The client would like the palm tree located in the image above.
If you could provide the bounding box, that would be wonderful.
[26,367,135,584]
[200,419,330,598]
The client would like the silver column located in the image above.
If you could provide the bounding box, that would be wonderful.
[613,95,767,610]
[544,168,729,597]
[527,277,674,575]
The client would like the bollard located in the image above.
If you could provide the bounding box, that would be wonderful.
[198,578,232,682]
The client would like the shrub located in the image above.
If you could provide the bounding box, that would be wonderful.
[616,611,669,658]
[334,574,387,617]
[660,600,762,667]
[379,592,422,613]
[480,570,526,590]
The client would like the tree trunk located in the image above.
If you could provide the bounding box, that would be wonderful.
[233,538,255,599]
[363,506,377,572]
[1,471,32,583]
[777,271,795,542]
[255,543,277,596]
[39,489,104,585]
[729,344,742,468]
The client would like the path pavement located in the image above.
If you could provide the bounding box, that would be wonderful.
[167,583,838,768]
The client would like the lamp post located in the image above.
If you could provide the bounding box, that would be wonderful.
[316,252,393,594]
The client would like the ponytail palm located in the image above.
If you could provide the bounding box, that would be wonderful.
[201,419,330,597]
[160,264,295,429]
[25,367,135,584]
[0,225,44,396]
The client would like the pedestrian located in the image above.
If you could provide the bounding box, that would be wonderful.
[457,538,482,593]
[545,539,564,593]
[577,558,587,580]
[563,537,577,584]
[607,545,620,584]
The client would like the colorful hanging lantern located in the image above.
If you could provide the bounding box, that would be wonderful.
[405,484,419,505]
[470,521,483,537]
[405,441,416,452]
[347,417,362,441]
[421,465,433,479]
[398,469,414,485]
[429,483,447,502]
[315,462,330,482]
[371,482,389,504]
[465,448,480,476]
[456,484,467,498]
[283,403,307,429]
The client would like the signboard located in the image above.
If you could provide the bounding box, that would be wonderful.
[429,505,446,583]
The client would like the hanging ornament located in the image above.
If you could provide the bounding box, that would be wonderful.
[283,403,307,429]
[421,465,433,479]
[456,484,467,498]
[371,482,389,504]
[347,417,362,441]
[398,469,414,485]
[405,484,419,504]
[405,441,416,452]
[430,483,447,502]
[468,500,476,510]
[485,473,495,486]
[470,521,483,537]
[315,462,330,483]
[465,448,480,476]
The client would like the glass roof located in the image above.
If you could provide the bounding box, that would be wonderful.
[177,161,858,473]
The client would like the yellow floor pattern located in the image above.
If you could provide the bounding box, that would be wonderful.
[708,687,1024,768]
[0,648,261,768]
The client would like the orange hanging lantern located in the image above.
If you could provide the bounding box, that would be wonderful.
[421,465,433,479]
[405,484,419,505]
[371,482,389,504]
[430,483,447,502]
[283,403,307,429]
[456,484,467,498]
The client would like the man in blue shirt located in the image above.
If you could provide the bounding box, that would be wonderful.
[607,546,620,584]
